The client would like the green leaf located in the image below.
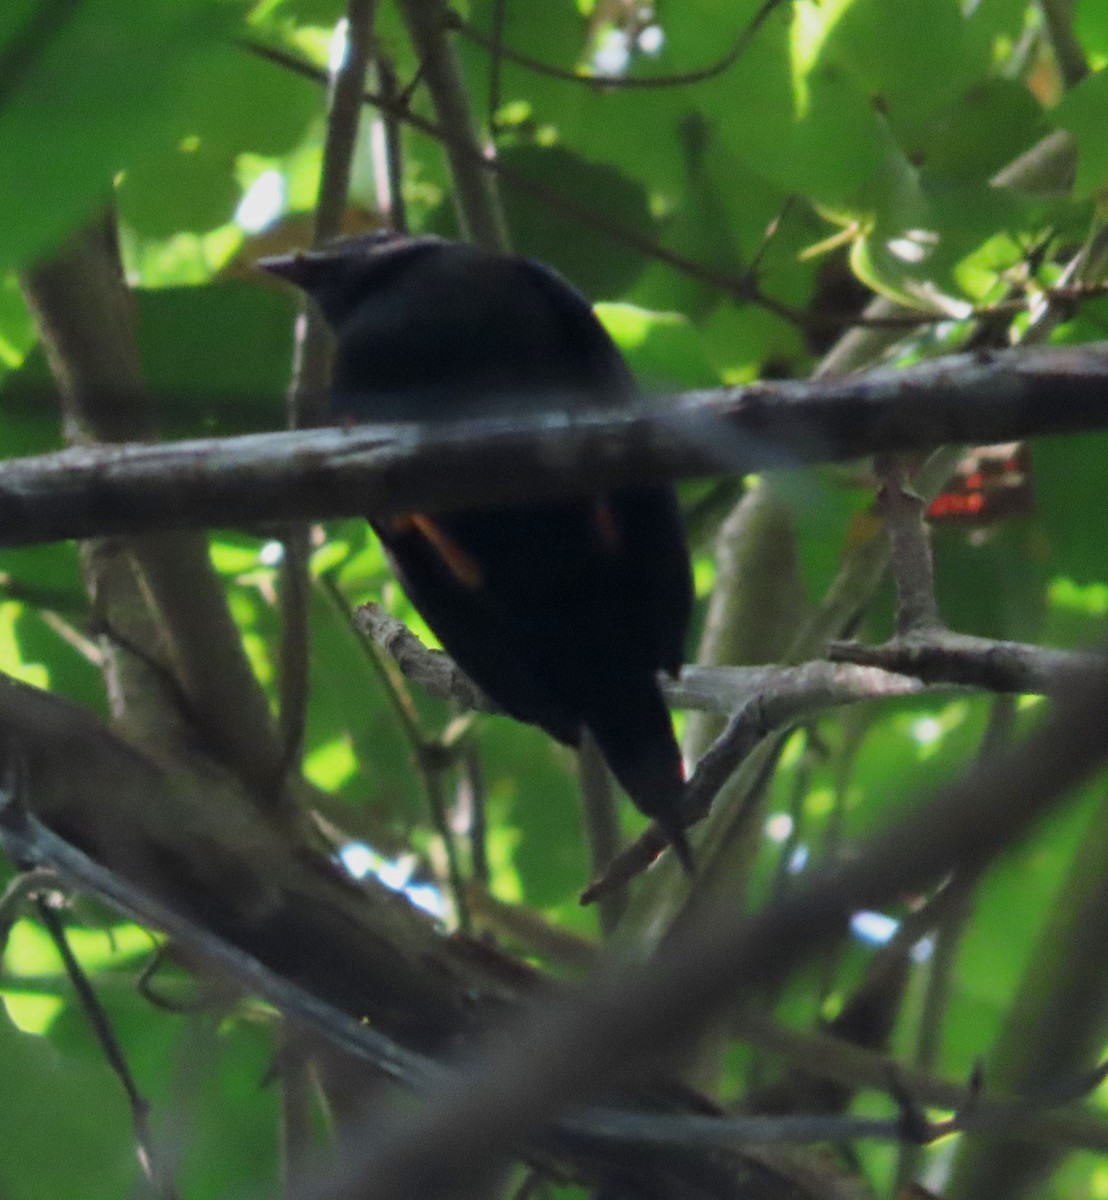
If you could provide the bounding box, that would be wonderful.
[1035,433,1108,585]
[595,304,721,389]
[1053,67,1108,198]
[1075,0,1108,61]
[135,282,296,432]
[0,1009,137,1197]
[117,41,321,238]
[0,0,237,272]
[824,0,994,139]
[497,144,654,299]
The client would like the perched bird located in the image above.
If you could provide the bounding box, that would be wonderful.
[260,234,695,868]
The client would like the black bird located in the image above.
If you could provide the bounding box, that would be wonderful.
[260,234,695,868]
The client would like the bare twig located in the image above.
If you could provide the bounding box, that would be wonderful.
[355,602,1108,903]
[462,883,597,971]
[354,604,496,712]
[450,0,786,90]
[948,783,1108,1200]
[322,585,472,929]
[279,1025,317,1197]
[356,600,952,721]
[372,54,409,232]
[279,0,379,774]
[35,896,174,1196]
[0,788,441,1092]
[894,865,981,1191]
[3,738,1108,1174]
[421,753,472,933]
[461,745,489,887]
[827,634,1102,695]
[577,734,624,935]
[582,699,779,904]
[483,0,506,131]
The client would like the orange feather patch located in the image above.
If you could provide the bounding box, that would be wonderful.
[391,513,485,588]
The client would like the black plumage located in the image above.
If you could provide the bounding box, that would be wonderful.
[260,234,694,868]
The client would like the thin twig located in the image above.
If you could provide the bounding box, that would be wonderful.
[372,54,409,232]
[323,582,472,929]
[893,866,980,1193]
[279,1024,316,1198]
[462,882,597,971]
[484,0,506,131]
[827,634,1101,696]
[35,897,174,1197]
[278,0,379,774]
[449,0,787,91]
[461,745,489,887]
[577,734,624,936]
[581,699,777,904]
[421,751,472,933]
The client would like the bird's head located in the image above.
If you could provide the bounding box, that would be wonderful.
[258,231,442,327]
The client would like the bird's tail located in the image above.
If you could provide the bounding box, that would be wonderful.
[585,684,694,874]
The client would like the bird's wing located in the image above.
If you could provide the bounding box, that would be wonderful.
[374,490,684,742]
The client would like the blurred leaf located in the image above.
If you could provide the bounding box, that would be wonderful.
[1075,0,1108,61]
[932,520,1048,641]
[117,41,321,237]
[135,282,296,432]
[483,717,588,911]
[915,80,1046,181]
[0,275,34,373]
[1053,67,1108,197]
[1035,433,1108,584]
[497,143,653,299]
[0,1009,137,1197]
[595,304,720,390]
[824,0,994,138]
[0,0,236,273]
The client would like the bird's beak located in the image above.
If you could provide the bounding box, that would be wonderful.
[256,251,316,287]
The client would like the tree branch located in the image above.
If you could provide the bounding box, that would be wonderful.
[19,216,289,809]
[294,648,1108,1200]
[278,0,378,777]
[398,0,508,251]
[875,454,942,636]
[354,601,945,719]
[2,342,1108,546]
[827,634,1101,695]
